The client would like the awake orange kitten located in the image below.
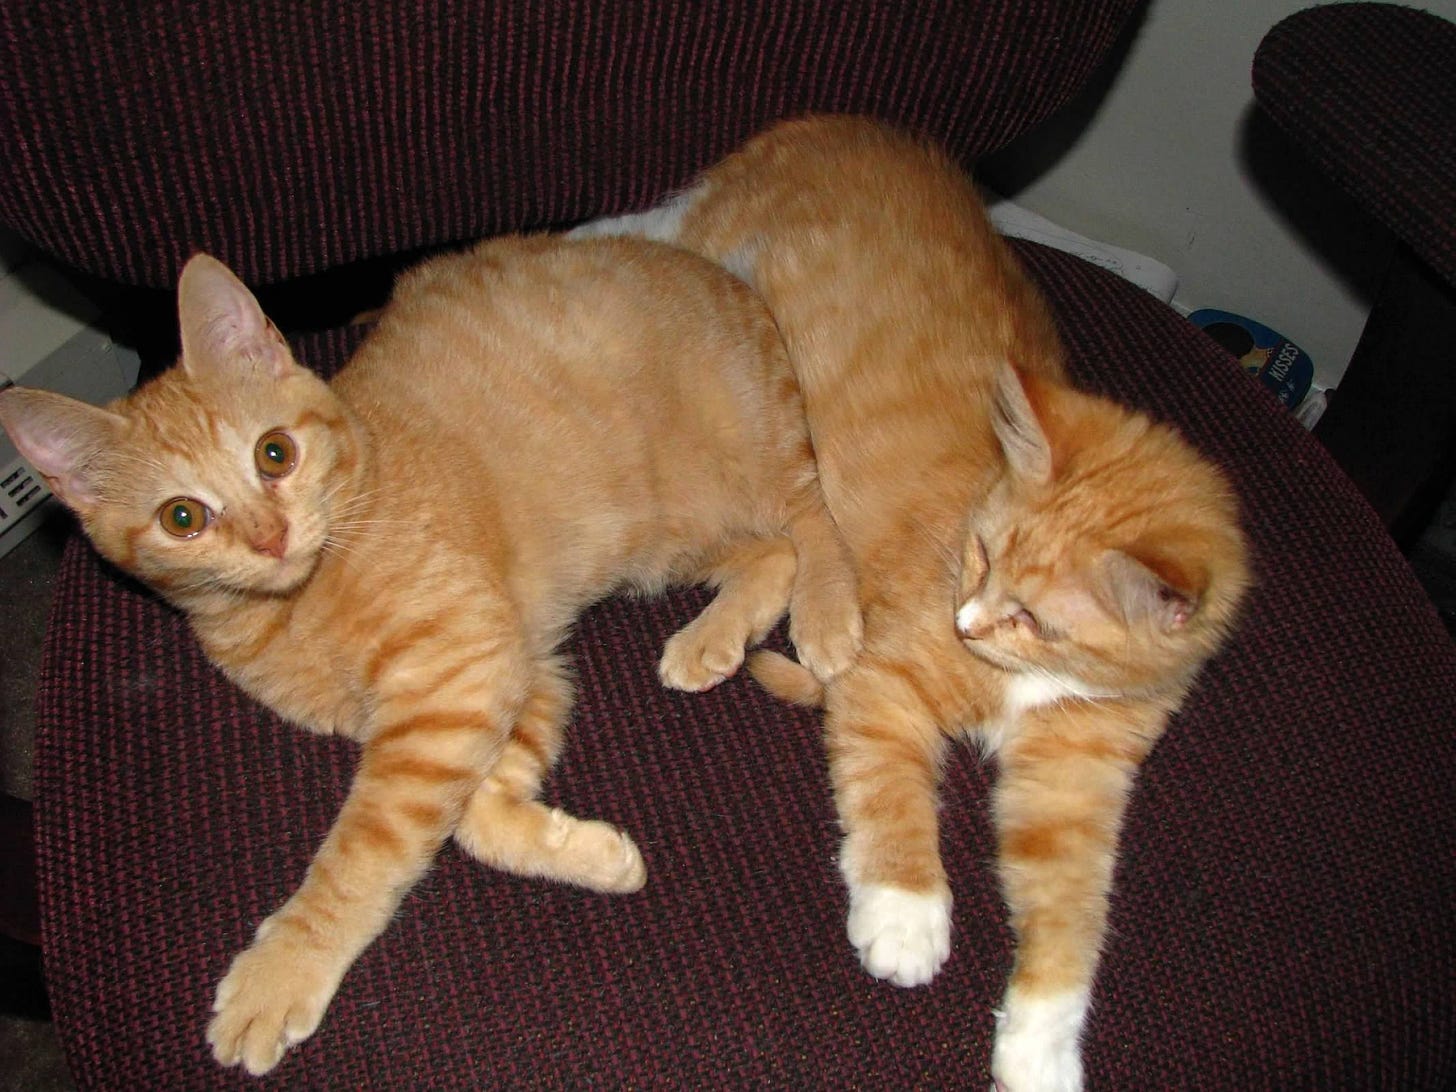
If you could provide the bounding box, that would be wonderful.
[578,115,1249,1091]
[0,237,861,1075]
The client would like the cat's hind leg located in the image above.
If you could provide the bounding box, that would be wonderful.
[452,656,646,894]
[659,534,799,692]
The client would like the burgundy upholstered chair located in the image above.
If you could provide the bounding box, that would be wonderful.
[1,2,1452,1087]
[1254,2,1456,547]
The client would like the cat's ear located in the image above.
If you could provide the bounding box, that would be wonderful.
[1099,548,1205,632]
[177,253,295,380]
[991,363,1053,484]
[0,387,126,512]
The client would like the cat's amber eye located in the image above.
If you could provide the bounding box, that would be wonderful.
[254,431,298,479]
[158,498,210,539]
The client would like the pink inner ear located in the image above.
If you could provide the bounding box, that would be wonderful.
[1129,544,1206,606]
[1139,556,1201,632]
[178,253,293,379]
[1099,548,1203,633]
[1159,584,1193,629]
[0,390,123,510]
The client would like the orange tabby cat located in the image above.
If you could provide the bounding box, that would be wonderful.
[577,115,1249,1091]
[0,237,861,1075]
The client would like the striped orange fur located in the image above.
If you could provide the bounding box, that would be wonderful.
[579,115,1249,1092]
[0,235,862,1075]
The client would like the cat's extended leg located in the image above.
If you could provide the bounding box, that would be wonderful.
[659,534,798,692]
[453,655,646,893]
[988,699,1166,1092]
[825,654,954,988]
[206,622,525,1076]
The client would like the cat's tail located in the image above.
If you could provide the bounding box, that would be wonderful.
[747,650,825,708]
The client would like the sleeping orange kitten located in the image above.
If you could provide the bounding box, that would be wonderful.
[578,115,1249,1091]
[0,237,861,1075]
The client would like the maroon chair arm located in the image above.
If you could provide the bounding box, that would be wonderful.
[1253,3,1456,287]
[1253,3,1456,543]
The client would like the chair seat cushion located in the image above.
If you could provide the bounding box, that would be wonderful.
[35,243,1456,1088]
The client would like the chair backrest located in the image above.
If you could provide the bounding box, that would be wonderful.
[0,0,1139,288]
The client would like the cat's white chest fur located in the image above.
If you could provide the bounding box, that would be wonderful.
[979,671,1101,755]
[1005,672,1091,711]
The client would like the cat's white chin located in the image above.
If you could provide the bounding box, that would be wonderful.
[243,550,323,596]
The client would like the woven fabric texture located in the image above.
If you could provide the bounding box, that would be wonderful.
[10,0,1456,1086]
[0,0,1136,288]
[1253,3,1456,286]
[34,245,1456,1089]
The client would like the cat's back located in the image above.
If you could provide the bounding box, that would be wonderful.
[327,234,812,606]
[337,234,788,451]
[684,115,1065,396]
[670,118,1050,562]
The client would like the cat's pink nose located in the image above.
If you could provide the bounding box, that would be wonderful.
[956,605,992,641]
[251,526,288,559]
[957,620,992,641]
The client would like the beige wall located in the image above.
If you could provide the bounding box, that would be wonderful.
[982,0,1456,390]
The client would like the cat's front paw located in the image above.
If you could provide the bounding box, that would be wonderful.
[789,597,863,682]
[846,883,951,987]
[658,616,747,692]
[206,926,344,1075]
[991,986,1090,1092]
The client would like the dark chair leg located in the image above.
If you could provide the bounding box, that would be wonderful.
[0,792,39,947]
[1314,244,1456,548]
[0,792,48,1019]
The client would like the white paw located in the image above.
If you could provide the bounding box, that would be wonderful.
[845,884,952,987]
[991,986,1090,1092]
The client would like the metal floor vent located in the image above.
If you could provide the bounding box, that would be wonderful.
[0,455,51,538]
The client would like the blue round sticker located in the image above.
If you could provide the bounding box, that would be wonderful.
[1190,308,1314,410]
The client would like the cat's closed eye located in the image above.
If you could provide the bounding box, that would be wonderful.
[969,534,989,584]
[1009,607,1041,638]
